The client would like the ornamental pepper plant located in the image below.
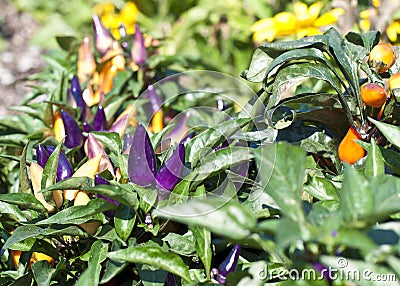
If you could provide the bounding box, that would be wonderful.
[1,6,400,286]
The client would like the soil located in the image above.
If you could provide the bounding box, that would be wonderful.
[0,0,44,116]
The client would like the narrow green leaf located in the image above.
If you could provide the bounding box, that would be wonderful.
[19,141,32,194]
[268,63,344,109]
[345,31,380,52]
[326,28,365,98]
[243,34,328,82]
[185,118,251,163]
[364,138,384,177]
[196,147,253,179]
[41,141,62,189]
[115,204,137,241]
[139,189,157,214]
[0,193,47,214]
[91,132,122,155]
[162,232,196,256]
[3,225,42,250]
[108,246,192,282]
[32,260,57,286]
[41,177,93,193]
[303,176,339,201]
[155,198,256,240]
[138,264,168,286]
[86,184,137,213]
[35,199,115,225]
[369,118,400,150]
[0,201,27,222]
[190,226,212,279]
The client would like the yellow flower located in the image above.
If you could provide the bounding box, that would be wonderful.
[251,1,344,43]
[387,20,400,42]
[94,1,139,39]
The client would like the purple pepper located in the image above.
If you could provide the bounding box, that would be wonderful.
[108,114,129,137]
[180,131,195,145]
[94,174,119,217]
[156,142,185,193]
[165,273,177,286]
[60,110,82,149]
[86,133,106,159]
[217,244,241,285]
[128,124,157,186]
[217,98,228,111]
[45,145,73,181]
[83,122,94,133]
[36,144,50,169]
[93,106,107,131]
[92,15,113,54]
[71,75,86,121]
[131,24,147,66]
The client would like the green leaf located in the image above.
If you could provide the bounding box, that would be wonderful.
[190,226,212,279]
[339,166,373,222]
[2,225,42,250]
[41,177,93,193]
[162,232,196,256]
[196,146,253,179]
[35,199,115,225]
[114,204,137,241]
[155,198,256,240]
[90,184,138,211]
[185,118,251,164]
[108,246,192,282]
[137,264,168,286]
[41,141,62,189]
[253,143,306,223]
[326,28,365,98]
[55,35,78,52]
[268,63,344,109]
[139,189,158,214]
[19,141,32,194]
[364,138,384,177]
[303,176,339,201]
[31,260,57,286]
[0,201,27,222]
[369,117,400,150]
[336,229,377,252]
[42,225,87,237]
[75,240,109,286]
[0,193,47,214]
[265,48,339,83]
[369,175,400,221]
[90,131,122,155]
[345,31,380,52]
[243,34,328,82]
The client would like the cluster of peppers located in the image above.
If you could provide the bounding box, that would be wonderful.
[338,43,400,165]
[19,14,245,285]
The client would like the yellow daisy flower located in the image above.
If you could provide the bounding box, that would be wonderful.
[94,1,139,39]
[251,1,344,43]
